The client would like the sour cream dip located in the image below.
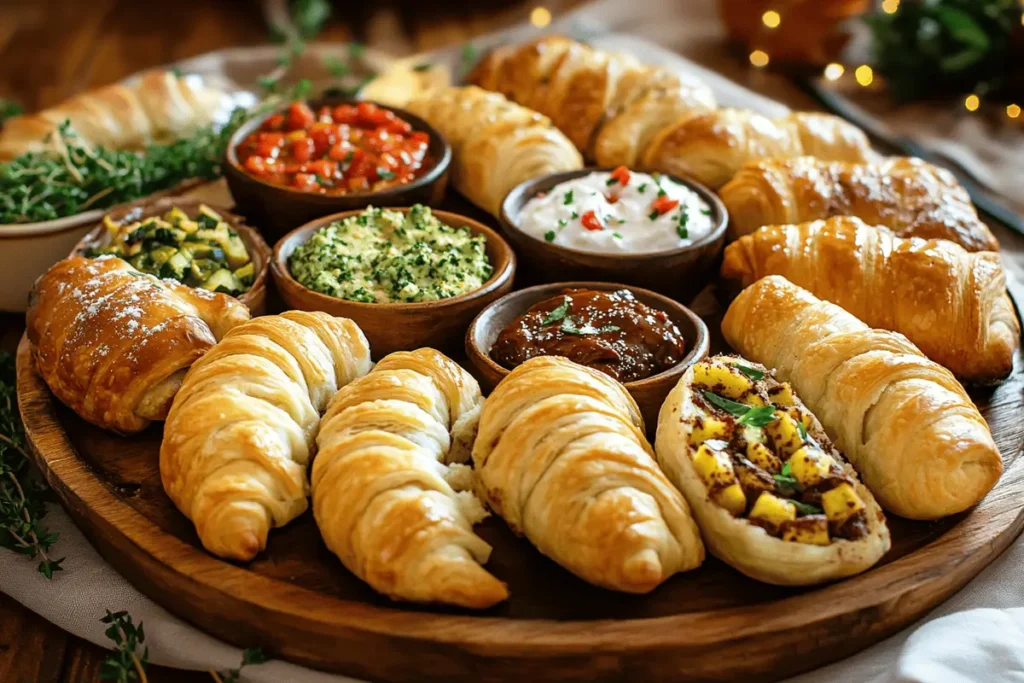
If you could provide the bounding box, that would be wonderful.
[517,167,715,254]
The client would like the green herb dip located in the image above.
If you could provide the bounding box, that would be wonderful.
[288,205,493,304]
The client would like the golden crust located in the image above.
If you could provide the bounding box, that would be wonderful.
[721,276,1003,520]
[720,156,999,251]
[721,217,1020,382]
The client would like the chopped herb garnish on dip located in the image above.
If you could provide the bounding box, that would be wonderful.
[563,190,574,205]
[544,230,556,242]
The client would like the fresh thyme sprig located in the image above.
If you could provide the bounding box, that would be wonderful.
[100,610,149,683]
[210,647,271,683]
[0,351,62,578]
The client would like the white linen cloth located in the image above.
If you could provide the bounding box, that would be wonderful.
[4,4,1024,681]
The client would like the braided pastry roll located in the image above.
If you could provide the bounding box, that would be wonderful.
[27,255,249,434]
[467,35,716,164]
[721,217,1020,383]
[161,311,372,561]
[641,109,874,189]
[0,71,233,160]
[312,349,507,608]
[722,276,1002,520]
[719,156,999,251]
[405,86,582,216]
[473,356,704,593]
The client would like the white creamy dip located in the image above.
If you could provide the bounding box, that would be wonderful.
[518,168,715,254]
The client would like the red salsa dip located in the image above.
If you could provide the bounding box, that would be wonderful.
[235,101,433,194]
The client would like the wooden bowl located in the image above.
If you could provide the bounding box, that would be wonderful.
[273,207,516,358]
[224,98,451,243]
[465,281,710,430]
[499,168,728,301]
[72,196,271,316]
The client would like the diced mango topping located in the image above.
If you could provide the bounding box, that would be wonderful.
[715,483,748,516]
[765,411,803,458]
[786,406,813,430]
[692,444,738,490]
[749,492,797,529]
[693,361,753,400]
[821,483,866,526]
[746,442,782,473]
[769,382,796,406]
[781,516,831,545]
[788,447,833,488]
[689,415,733,446]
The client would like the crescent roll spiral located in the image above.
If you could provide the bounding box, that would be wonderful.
[722,276,1003,520]
[473,356,704,593]
[640,109,874,189]
[467,35,717,165]
[721,217,1020,383]
[405,86,583,216]
[719,156,999,252]
[161,311,372,561]
[27,255,249,434]
[312,349,507,609]
[0,71,233,160]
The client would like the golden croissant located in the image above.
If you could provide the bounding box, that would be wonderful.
[641,109,874,188]
[161,311,372,561]
[404,86,583,216]
[0,71,233,160]
[719,156,999,252]
[473,356,704,592]
[312,349,508,608]
[26,255,249,434]
[656,355,890,585]
[721,217,1020,383]
[467,35,716,164]
[722,276,1003,520]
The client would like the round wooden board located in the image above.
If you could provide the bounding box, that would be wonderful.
[16,282,1024,683]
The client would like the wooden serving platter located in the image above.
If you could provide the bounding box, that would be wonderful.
[16,268,1024,683]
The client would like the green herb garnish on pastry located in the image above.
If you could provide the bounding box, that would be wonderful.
[654,355,891,585]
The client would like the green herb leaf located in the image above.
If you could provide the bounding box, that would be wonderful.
[676,224,689,239]
[701,208,712,216]
[612,232,622,239]
[100,610,149,683]
[657,186,667,198]
[293,0,331,39]
[702,391,751,417]
[638,183,648,193]
[560,317,582,334]
[735,363,765,381]
[773,472,800,493]
[544,230,556,242]
[648,210,659,221]
[541,296,571,325]
[571,211,579,219]
[324,55,350,77]
[557,219,568,228]
[736,405,778,427]
[781,461,792,477]
[606,176,618,186]
[563,190,574,205]
[796,420,808,441]
[789,499,824,516]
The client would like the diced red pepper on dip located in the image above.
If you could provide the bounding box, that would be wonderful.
[235,101,433,194]
[580,210,604,231]
[609,165,631,186]
[651,196,680,215]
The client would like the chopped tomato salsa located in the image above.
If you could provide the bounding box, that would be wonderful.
[235,101,433,194]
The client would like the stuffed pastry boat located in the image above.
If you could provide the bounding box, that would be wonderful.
[655,355,891,585]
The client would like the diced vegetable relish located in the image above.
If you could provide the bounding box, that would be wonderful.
[287,205,493,304]
[235,101,433,194]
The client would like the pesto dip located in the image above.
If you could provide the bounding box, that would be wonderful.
[288,205,493,303]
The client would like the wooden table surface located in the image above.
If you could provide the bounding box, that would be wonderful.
[2,0,1022,681]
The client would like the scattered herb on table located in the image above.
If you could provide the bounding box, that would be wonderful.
[0,351,62,578]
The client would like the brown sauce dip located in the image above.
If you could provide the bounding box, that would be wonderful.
[489,288,687,383]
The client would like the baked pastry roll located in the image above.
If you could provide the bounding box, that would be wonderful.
[473,356,704,592]
[719,156,999,252]
[0,71,233,160]
[641,109,874,189]
[161,311,372,561]
[721,217,1020,383]
[312,349,507,608]
[722,276,1003,520]
[26,255,249,434]
[655,355,890,585]
[467,35,716,164]
[405,86,583,216]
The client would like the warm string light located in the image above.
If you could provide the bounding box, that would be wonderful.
[1008,104,1022,119]
[761,10,781,28]
[530,6,552,28]
[749,50,770,68]
[823,63,845,81]
[855,65,874,86]
[964,94,980,112]
[882,0,900,14]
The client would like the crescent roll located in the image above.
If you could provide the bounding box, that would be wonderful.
[467,35,716,164]
[0,71,233,160]
[722,276,1003,520]
[405,86,583,216]
[655,355,890,585]
[641,109,874,189]
[721,217,1020,383]
[312,349,507,609]
[161,311,372,561]
[26,255,249,434]
[719,156,999,251]
[473,356,704,593]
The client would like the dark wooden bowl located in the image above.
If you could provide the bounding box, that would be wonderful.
[72,196,272,316]
[273,207,516,358]
[499,168,728,301]
[224,98,452,244]
[465,281,710,430]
